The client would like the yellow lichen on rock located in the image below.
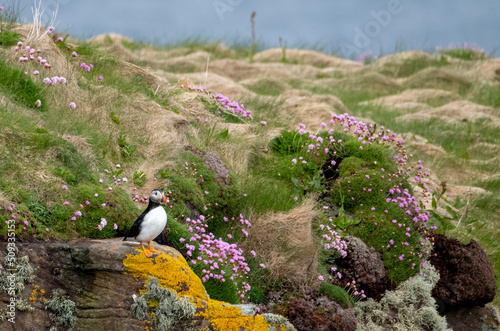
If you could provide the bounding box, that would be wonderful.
[123,248,208,300]
[123,247,287,330]
[195,298,271,331]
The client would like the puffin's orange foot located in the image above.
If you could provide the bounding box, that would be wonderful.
[148,242,163,254]
[141,243,154,258]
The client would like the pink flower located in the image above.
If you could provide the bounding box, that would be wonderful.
[74,211,82,216]
[63,201,69,205]
[85,201,90,205]
[259,264,266,269]
[318,275,324,281]
[69,102,76,109]
[113,223,118,229]
[71,216,76,221]
[33,70,40,75]
[98,76,103,81]
[35,100,42,107]
[72,51,78,57]
[24,220,29,225]
[58,37,64,42]
[67,135,71,139]
[260,121,267,126]
[0,6,4,11]
[45,228,50,232]
[62,185,68,190]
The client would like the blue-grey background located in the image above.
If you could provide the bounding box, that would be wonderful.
[13,0,500,57]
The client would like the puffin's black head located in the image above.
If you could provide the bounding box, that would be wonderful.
[150,189,167,205]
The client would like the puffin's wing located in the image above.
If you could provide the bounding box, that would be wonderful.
[123,210,147,241]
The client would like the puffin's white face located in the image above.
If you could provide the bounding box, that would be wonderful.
[150,189,166,204]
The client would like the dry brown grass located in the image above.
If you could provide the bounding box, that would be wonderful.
[398,100,500,125]
[368,88,458,108]
[253,48,362,69]
[247,198,320,290]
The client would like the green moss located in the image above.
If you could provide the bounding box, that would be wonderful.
[318,282,352,308]
[44,289,77,330]
[162,151,240,223]
[75,185,140,238]
[191,262,240,304]
[338,156,367,178]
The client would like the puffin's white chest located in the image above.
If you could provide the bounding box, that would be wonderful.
[136,206,167,242]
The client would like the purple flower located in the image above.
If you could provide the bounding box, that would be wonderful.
[62,185,68,190]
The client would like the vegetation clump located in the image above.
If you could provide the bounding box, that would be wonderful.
[44,289,77,330]
[131,277,196,331]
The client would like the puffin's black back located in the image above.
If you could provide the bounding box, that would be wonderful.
[123,196,162,241]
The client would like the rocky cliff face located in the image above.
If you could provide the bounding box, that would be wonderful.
[0,240,295,331]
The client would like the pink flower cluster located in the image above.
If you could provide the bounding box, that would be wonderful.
[180,214,253,301]
[43,76,67,85]
[187,86,254,120]
[211,93,252,118]
[80,62,93,71]
[98,218,107,230]
[320,220,348,258]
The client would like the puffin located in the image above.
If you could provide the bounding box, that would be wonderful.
[123,189,168,257]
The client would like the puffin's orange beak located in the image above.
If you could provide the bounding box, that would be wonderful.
[161,194,168,204]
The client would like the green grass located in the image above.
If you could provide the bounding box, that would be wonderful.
[442,48,486,61]
[0,58,48,111]
[379,55,450,78]
[0,30,20,46]
[245,78,287,96]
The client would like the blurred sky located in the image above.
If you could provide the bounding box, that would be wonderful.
[14,0,500,57]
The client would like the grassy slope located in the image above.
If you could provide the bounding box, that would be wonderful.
[0,20,498,309]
